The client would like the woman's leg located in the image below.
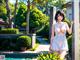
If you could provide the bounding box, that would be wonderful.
[49,49,59,54]
[59,51,67,59]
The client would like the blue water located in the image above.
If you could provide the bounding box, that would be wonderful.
[5,58,32,60]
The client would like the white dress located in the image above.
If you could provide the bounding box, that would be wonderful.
[51,22,69,51]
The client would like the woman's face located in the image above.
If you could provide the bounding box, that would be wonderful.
[57,14,63,22]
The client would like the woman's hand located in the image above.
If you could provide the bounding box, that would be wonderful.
[67,21,73,34]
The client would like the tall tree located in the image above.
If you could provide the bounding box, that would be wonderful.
[5,0,11,27]
[26,0,30,34]
[26,0,48,34]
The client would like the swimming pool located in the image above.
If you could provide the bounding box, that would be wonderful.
[0,51,38,60]
[5,58,32,60]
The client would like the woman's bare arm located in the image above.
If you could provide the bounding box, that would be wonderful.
[67,27,72,34]
[66,22,73,34]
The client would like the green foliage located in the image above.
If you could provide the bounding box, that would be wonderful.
[9,3,15,15]
[0,0,4,3]
[37,52,60,60]
[0,28,19,34]
[16,35,32,49]
[67,35,72,50]
[0,0,15,21]
[21,22,27,27]
[0,4,6,15]
[34,0,48,6]
[0,37,10,50]
[30,7,49,33]
[15,2,49,34]
[64,17,72,37]
[37,22,49,37]
[0,2,7,21]
[64,18,71,27]
[15,2,27,27]
[67,35,72,56]
[36,0,66,14]
[53,0,66,9]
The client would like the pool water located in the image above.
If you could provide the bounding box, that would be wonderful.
[0,53,38,60]
[5,58,32,60]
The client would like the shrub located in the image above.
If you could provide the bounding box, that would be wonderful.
[15,2,27,27]
[16,35,32,49]
[37,52,60,60]
[21,22,27,27]
[0,28,19,34]
[30,7,49,33]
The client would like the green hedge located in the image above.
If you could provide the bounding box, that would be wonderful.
[16,35,32,49]
[0,28,19,34]
[0,35,32,51]
[0,36,18,50]
[0,38,10,50]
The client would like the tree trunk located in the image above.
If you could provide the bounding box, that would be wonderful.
[14,0,18,18]
[5,0,11,28]
[45,2,48,15]
[49,7,54,43]
[14,0,18,24]
[26,0,30,34]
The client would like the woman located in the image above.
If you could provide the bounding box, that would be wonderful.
[49,10,72,59]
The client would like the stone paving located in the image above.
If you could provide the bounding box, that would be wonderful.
[35,44,49,52]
